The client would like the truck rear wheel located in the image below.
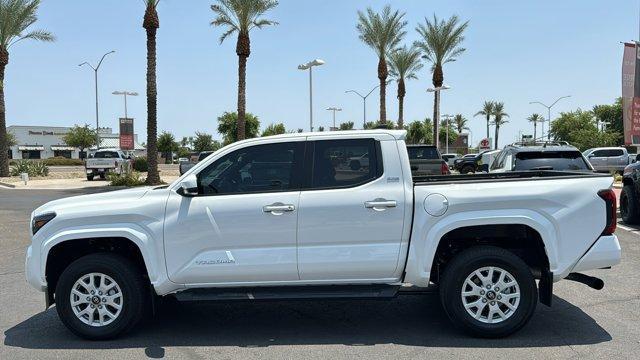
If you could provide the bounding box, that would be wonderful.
[55,253,147,340]
[620,185,639,224]
[86,175,94,181]
[461,165,474,174]
[439,246,537,338]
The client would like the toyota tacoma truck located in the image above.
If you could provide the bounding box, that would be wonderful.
[84,149,129,180]
[25,130,621,340]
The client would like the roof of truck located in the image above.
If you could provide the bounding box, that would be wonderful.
[246,129,408,142]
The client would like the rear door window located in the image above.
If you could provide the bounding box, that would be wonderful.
[407,147,440,160]
[606,149,624,157]
[94,151,119,159]
[310,139,381,189]
[514,151,591,171]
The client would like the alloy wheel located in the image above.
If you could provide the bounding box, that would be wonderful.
[460,266,520,324]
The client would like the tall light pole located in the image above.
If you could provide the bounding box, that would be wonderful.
[79,50,116,150]
[298,59,325,132]
[442,114,454,154]
[427,85,451,149]
[326,107,342,130]
[346,83,382,129]
[112,91,139,119]
[529,95,571,140]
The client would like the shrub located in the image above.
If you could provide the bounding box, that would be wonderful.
[131,157,149,172]
[108,171,147,187]
[43,156,84,166]
[10,160,49,177]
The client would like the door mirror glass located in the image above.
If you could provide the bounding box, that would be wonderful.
[179,174,199,197]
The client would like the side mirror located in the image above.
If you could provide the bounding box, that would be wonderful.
[178,174,198,197]
[588,154,594,158]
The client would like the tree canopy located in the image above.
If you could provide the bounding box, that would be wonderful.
[62,125,96,151]
[261,122,286,136]
[550,109,620,151]
[217,111,260,144]
[192,131,221,152]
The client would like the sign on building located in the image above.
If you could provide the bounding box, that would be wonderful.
[119,118,134,150]
[622,42,640,145]
[479,138,491,150]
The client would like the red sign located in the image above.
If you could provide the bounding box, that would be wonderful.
[479,138,490,149]
[622,43,640,145]
[119,118,134,150]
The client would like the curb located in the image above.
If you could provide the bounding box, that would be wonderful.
[0,181,16,188]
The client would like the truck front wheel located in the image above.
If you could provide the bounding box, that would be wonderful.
[54,253,148,340]
[439,246,537,338]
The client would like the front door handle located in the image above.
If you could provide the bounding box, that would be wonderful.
[263,203,295,215]
[364,199,397,211]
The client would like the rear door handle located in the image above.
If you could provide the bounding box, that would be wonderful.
[263,203,295,214]
[364,199,397,211]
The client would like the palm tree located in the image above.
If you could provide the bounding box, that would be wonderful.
[356,5,407,124]
[474,100,494,144]
[143,0,161,184]
[415,14,468,149]
[491,102,509,149]
[0,0,54,177]
[527,113,543,141]
[453,114,468,134]
[388,45,422,129]
[211,0,278,142]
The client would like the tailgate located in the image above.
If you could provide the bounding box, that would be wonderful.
[85,159,117,169]
[410,158,443,176]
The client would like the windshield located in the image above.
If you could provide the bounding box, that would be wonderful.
[94,151,120,159]
[514,151,591,171]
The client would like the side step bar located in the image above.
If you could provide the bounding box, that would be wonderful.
[175,285,400,302]
[565,273,604,290]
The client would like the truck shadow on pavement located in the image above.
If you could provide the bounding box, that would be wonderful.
[4,294,611,352]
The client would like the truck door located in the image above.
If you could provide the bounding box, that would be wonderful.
[606,149,626,170]
[163,140,305,284]
[587,150,607,171]
[296,137,407,281]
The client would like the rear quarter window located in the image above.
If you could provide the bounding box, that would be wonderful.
[407,147,440,160]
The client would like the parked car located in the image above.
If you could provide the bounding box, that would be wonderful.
[26,130,620,340]
[490,143,593,173]
[84,149,129,181]
[441,153,459,166]
[179,151,214,175]
[629,153,638,164]
[453,150,496,174]
[406,144,450,176]
[620,160,640,223]
[583,147,629,173]
[177,157,189,163]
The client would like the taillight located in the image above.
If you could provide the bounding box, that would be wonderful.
[441,162,451,175]
[598,189,617,235]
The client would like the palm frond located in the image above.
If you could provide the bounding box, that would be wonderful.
[415,14,468,68]
[211,0,278,43]
[0,0,53,49]
[388,45,423,81]
[356,5,407,59]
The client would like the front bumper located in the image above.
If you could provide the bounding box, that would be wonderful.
[25,245,47,292]
[571,234,621,273]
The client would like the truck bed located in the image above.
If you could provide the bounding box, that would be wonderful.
[413,170,611,185]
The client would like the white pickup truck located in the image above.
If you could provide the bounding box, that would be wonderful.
[25,130,621,340]
[84,149,129,181]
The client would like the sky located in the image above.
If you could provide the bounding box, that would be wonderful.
[5,0,639,147]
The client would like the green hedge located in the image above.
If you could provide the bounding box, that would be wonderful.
[10,160,49,177]
[132,157,149,172]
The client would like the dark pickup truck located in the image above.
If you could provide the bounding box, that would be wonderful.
[406,144,450,176]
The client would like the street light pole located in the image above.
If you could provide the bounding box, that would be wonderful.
[112,91,139,119]
[326,107,342,129]
[529,95,571,141]
[442,114,453,154]
[346,84,381,129]
[427,85,451,150]
[79,50,115,151]
[298,59,325,132]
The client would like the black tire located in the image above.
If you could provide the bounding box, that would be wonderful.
[439,246,537,338]
[99,173,106,180]
[86,175,94,181]
[350,160,361,171]
[620,185,640,224]
[55,253,148,340]
[461,165,474,174]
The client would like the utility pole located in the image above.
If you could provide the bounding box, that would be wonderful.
[79,50,115,151]
[298,59,325,132]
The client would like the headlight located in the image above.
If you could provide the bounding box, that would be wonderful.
[32,212,56,235]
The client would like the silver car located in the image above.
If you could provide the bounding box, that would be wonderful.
[583,147,629,173]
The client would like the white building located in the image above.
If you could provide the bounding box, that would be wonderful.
[7,125,145,160]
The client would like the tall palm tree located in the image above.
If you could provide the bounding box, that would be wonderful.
[356,5,407,124]
[527,113,543,141]
[453,114,468,134]
[491,102,509,149]
[211,0,278,141]
[474,100,494,144]
[388,45,422,129]
[0,0,54,177]
[415,14,468,149]
[143,0,161,184]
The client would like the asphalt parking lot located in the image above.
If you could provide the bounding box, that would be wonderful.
[1,188,639,359]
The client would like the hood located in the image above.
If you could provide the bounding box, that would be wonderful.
[33,186,153,216]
